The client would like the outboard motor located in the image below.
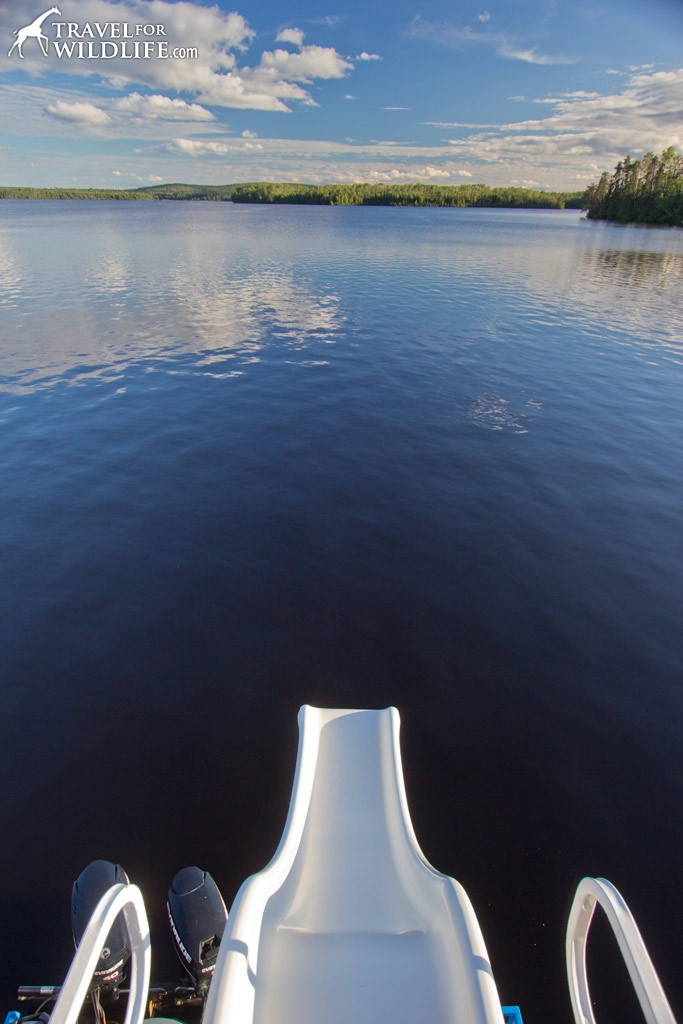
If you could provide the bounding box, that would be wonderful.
[167,867,228,991]
[71,860,131,991]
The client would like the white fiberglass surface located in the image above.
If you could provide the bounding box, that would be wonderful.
[246,709,497,1024]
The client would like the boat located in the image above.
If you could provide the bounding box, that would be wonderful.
[8,706,677,1024]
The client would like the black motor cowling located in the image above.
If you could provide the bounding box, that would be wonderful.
[71,860,131,990]
[167,867,228,989]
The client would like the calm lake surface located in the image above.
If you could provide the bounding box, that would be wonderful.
[0,201,681,1023]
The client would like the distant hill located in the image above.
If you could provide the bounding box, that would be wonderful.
[0,181,583,209]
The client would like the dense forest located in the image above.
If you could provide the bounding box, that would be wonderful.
[229,182,582,208]
[0,181,582,209]
[582,147,683,226]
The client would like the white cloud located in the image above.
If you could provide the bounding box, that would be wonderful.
[160,136,268,156]
[196,74,309,111]
[162,138,232,156]
[421,164,470,178]
[109,169,164,181]
[409,14,577,65]
[443,67,683,182]
[367,165,471,181]
[0,0,352,112]
[309,16,343,27]
[425,121,504,129]
[192,40,353,110]
[368,168,415,181]
[356,52,382,61]
[478,11,491,22]
[257,44,352,83]
[0,83,231,142]
[276,28,305,47]
[113,93,214,120]
[241,130,258,138]
[45,101,111,126]
[512,70,683,144]
[497,42,576,66]
[2,1,233,81]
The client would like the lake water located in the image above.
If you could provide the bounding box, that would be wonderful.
[0,201,681,1023]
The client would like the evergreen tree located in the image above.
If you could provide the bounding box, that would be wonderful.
[582,148,683,226]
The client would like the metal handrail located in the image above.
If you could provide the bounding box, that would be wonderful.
[49,883,151,1024]
[566,876,676,1024]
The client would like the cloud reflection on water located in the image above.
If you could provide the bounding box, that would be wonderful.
[0,237,22,307]
[1,205,682,396]
[0,213,345,393]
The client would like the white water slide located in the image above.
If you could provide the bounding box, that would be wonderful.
[204,706,505,1024]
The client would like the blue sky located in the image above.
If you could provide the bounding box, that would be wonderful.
[0,0,681,189]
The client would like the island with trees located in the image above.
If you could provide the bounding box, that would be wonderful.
[582,147,683,226]
[227,182,582,208]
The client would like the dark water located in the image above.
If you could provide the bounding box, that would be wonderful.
[1,201,681,1023]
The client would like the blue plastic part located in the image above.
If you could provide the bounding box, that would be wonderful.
[4,1013,21,1024]
[502,1006,524,1024]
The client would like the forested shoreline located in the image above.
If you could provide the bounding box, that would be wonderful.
[582,147,683,226]
[0,181,582,208]
[0,184,238,201]
[4,153,681,225]
[228,182,582,207]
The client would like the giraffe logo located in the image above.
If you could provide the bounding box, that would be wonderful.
[8,7,61,58]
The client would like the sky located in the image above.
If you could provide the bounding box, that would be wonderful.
[0,0,681,190]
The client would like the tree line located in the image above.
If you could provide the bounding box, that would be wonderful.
[0,181,583,208]
[229,182,583,208]
[0,187,151,200]
[0,184,240,201]
[582,147,683,226]
[7,157,682,225]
